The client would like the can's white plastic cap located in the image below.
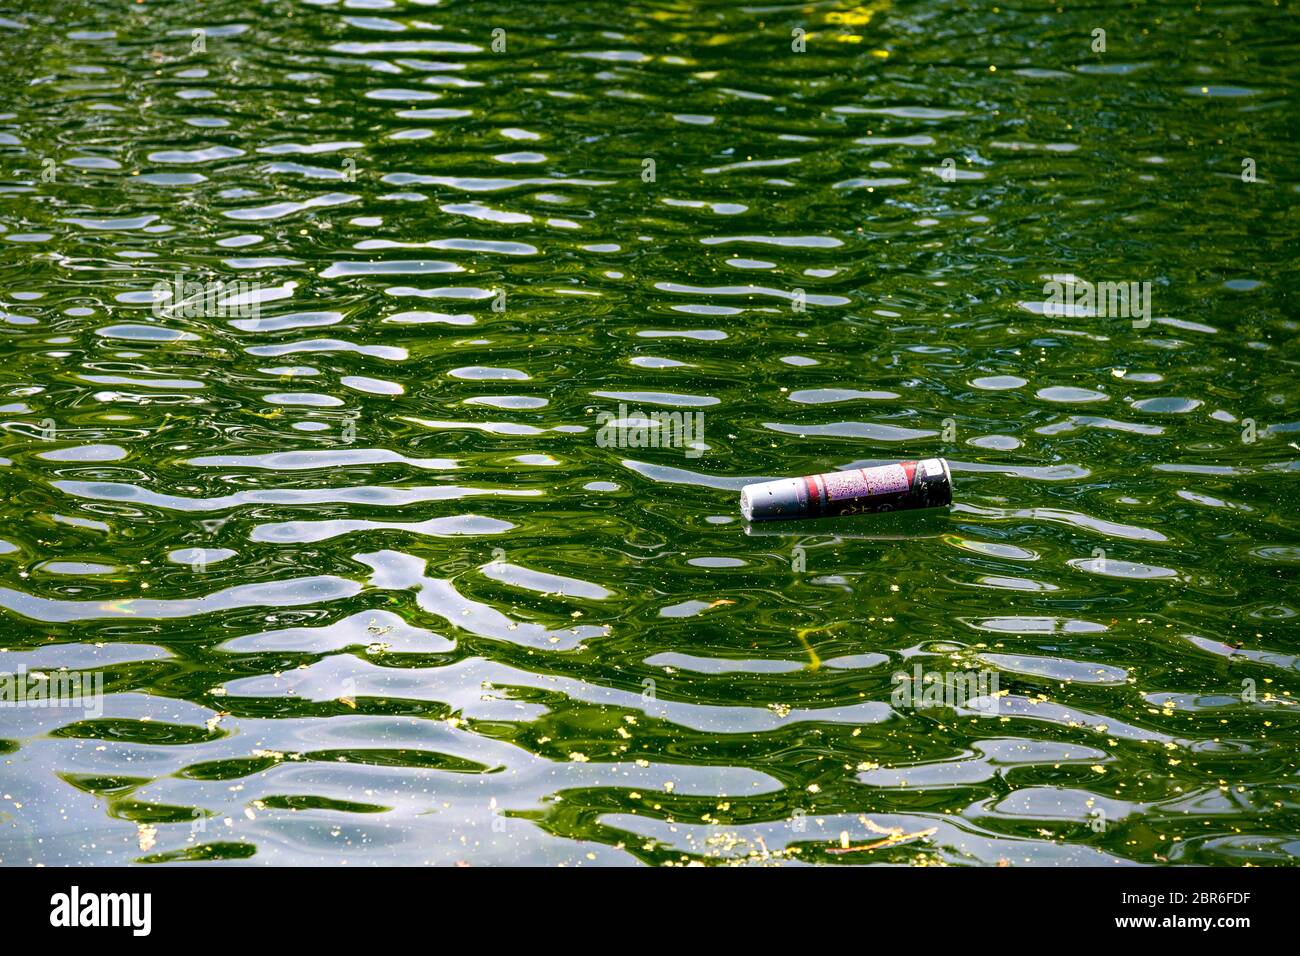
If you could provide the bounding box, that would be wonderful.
[739,477,806,521]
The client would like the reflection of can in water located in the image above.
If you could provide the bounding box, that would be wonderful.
[740,458,952,522]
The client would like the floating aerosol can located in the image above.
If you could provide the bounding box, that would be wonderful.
[740,458,952,521]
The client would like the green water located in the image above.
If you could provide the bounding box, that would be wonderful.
[0,0,1297,866]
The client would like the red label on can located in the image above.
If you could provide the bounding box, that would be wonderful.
[823,464,911,500]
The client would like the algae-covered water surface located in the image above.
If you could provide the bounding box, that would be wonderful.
[0,0,1297,867]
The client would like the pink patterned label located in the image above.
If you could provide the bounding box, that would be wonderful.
[823,464,910,500]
